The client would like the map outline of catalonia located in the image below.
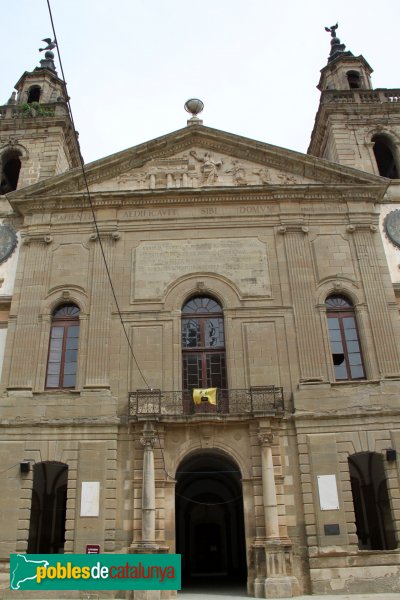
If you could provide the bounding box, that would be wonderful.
[10,554,49,590]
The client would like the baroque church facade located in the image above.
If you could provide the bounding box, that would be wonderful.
[0,29,400,598]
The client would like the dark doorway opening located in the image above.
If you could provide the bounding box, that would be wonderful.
[27,461,68,554]
[349,452,397,550]
[176,452,247,589]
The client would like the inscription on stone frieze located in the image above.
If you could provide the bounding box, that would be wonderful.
[51,212,84,223]
[122,208,178,219]
[120,205,278,221]
[132,238,270,300]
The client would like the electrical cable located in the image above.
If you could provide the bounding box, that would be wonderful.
[175,492,242,506]
[46,0,150,390]
[44,4,237,498]
[45,1,177,489]
[0,463,21,475]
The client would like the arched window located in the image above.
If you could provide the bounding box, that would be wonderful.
[27,461,68,553]
[46,304,80,389]
[27,85,41,104]
[347,70,362,89]
[372,134,399,178]
[349,452,396,550]
[0,150,22,193]
[326,295,365,381]
[181,296,227,391]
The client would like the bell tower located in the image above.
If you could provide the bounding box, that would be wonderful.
[308,24,400,179]
[0,41,80,194]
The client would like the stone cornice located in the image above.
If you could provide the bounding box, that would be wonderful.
[6,124,385,210]
[9,184,386,215]
[294,406,400,421]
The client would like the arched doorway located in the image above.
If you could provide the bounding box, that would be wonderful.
[175,451,247,587]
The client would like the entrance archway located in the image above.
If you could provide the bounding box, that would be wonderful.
[175,451,247,586]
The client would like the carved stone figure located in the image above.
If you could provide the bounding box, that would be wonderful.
[253,168,272,184]
[277,173,297,184]
[226,159,247,185]
[190,150,223,185]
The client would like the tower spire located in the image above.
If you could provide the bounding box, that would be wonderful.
[38,38,57,73]
[324,23,353,63]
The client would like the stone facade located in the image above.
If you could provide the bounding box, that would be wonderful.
[0,35,400,600]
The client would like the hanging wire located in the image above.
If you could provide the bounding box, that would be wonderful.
[44,2,181,488]
[46,0,150,390]
[0,463,21,475]
[43,3,238,495]
[175,492,242,506]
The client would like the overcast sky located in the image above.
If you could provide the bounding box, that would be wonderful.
[2,1,399,165]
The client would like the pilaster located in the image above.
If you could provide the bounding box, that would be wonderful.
[350,225,400,377]
[7,235,52,390]
[280,225,326,382]
[84,231,119,389]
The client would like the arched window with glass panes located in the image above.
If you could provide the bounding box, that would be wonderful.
[325,295,365,381]
[181,296,227,391]
[46,304,80,389]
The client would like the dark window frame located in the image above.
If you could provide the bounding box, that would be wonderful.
[182,296,227,391]
[45,304,80,389]
[326,295,366,381]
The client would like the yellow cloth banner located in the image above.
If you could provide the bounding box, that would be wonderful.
[193,388,217,405]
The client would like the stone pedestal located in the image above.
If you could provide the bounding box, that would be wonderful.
[251,541,299,599]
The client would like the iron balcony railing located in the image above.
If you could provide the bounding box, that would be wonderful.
[128,386,284,417]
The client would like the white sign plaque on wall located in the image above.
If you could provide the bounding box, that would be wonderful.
[317,474,339,511]
[80,482,100,517]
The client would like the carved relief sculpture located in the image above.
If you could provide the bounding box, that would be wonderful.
[189,150,223,184]
[226,159,247,185]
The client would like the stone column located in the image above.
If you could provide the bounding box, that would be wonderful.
[140,422,156,546]
[252,428,299,599]
[258,432,280,539]
[128,424,174,600]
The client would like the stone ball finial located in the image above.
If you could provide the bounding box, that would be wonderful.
[184,98,204,117]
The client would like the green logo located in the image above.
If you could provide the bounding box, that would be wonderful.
[10,554,181,591]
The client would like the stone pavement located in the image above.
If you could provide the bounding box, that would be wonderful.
[178,595,400,600]
[178,589,400,600]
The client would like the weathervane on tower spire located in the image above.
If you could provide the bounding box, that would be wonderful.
[38,38,58,73]
[324,22,351,63]
[324,23,338,38]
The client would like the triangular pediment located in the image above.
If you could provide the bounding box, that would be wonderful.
[7,124,385,203]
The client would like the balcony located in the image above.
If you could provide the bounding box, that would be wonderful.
[128,386,284,420]
[321,88,400,105]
